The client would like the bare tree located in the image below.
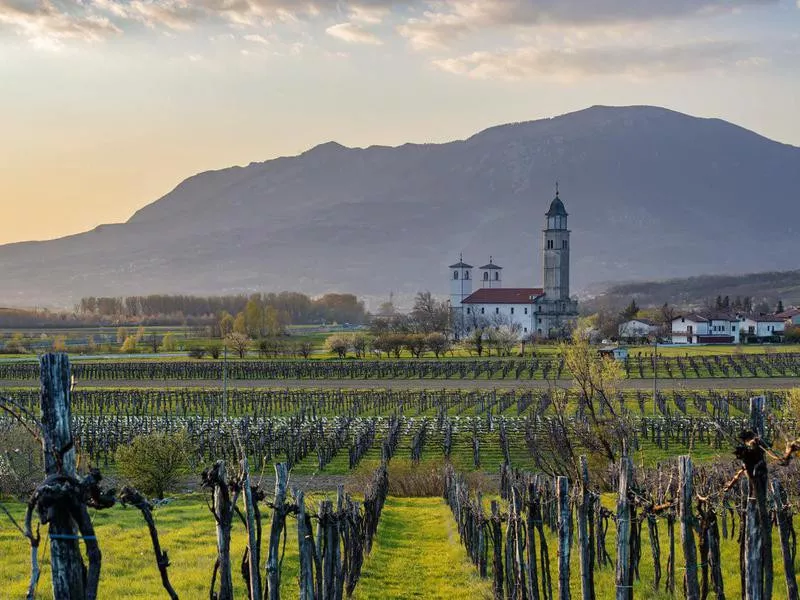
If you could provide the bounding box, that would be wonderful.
[226,332,250,359]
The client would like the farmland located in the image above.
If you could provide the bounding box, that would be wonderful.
[1,352,799,599]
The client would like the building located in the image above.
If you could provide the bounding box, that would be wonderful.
[599,346,629,360]
[449,188,579,339]
[618,318,660,341]
[671,311,786,344]
[739,316,785,341]
[776,308,800,327]
[670,313,740,344]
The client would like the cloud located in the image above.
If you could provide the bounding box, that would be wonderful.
[0,0,121,45]
[433,41,760,80]
[326,21,382,45]
[399,0,778,50]
[243,33,269,44]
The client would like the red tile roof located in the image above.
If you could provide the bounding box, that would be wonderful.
[462,288,544,304]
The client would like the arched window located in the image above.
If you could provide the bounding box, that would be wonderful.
[494,272,499,280]
[483,272,489,281]
[464,271,470,280]
[453,271,459,280]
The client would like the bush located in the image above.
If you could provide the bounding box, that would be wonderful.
[116,431,192,499]
[0,425,42,499]
[326,334,349,358]
[208,343,223,359]
[120,335,139,354]
[160,333,178,352]
[348,460,493,497]
[188,346,206,359]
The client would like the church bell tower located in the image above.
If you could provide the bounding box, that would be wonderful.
[542,186,570,301]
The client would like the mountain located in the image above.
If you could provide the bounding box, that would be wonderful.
[585,269,800,313]
[2,105,799,309]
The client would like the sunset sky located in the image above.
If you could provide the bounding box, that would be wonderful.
[2,0,799,245]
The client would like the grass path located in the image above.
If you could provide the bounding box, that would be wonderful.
[354,497,492,599]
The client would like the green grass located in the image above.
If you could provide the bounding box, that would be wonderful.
[354,497,492,599]
[0,495,492,599]
[4,488,798,599]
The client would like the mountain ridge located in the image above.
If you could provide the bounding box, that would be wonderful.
[2,104,799,309]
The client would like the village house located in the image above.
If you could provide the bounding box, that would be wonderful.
[671,311,788,344]
[776,307,800,327]
[670,313,740,344]
[618,318,660,341]
[739,315,785,341]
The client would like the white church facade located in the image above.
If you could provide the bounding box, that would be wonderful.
[449,190,579,339]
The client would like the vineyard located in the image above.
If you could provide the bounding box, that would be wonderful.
[1,387,789,474]
[1,352,800,381]
[2,354,800,599]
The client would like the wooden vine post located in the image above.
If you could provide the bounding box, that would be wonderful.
[266,463,291,600]
[207,461,234,600]
[556,476,571,600]
[770,479,798,600]
[678,456,700,600]
[741,396,773,600]
[39,353,88,600]
[577,456,595,600]
[615,453,633,600]
[240,456,262,600]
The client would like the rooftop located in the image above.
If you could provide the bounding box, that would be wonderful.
[462,288,544,304]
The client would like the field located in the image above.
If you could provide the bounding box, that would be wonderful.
[1,353,799,599]
[3,478,799,599]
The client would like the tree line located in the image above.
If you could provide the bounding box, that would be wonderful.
[75,292,366,325]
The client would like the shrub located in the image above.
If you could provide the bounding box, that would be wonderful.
[208,343,223,359]
[425,333,450,358]
[52,335,68,352]
[347,460,493,498]
[160,333,178,352]
[326,334,348,358]
[120,335,139,354]
[116,431,192,499]
[188,346,207,359]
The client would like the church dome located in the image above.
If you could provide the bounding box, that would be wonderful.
[546,193,567,217]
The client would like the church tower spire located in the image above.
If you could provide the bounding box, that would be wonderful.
[542,186,570,301]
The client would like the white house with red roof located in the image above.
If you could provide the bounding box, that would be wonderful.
[449,189,579,339]
[776,308,800,327]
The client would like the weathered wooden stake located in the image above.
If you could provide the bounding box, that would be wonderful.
[556,476,571,600]
[526,482,541,600]
[742,396,773,600]
[209,461,234,600]
[615,454,633,600]
[678,456,700,600]
[577,456,595,600]
[266,463,290,600]
[39,353,86,600]
[296,491,315,600]
[491,500,503,600]
[240,456,262,600]
[771,479,798,600]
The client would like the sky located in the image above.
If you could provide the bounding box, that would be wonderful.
[1,0,799,245]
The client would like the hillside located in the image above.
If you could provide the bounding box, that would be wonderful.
[1,105,799,308]
[586,269,800,312]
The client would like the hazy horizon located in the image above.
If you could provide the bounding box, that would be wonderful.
[2,0,799,246]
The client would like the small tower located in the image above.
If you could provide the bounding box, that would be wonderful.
[542,185,570,301]
[479,257,503,289]
[449,255,473,309]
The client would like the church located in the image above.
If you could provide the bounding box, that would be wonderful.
[449,189,579,339]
